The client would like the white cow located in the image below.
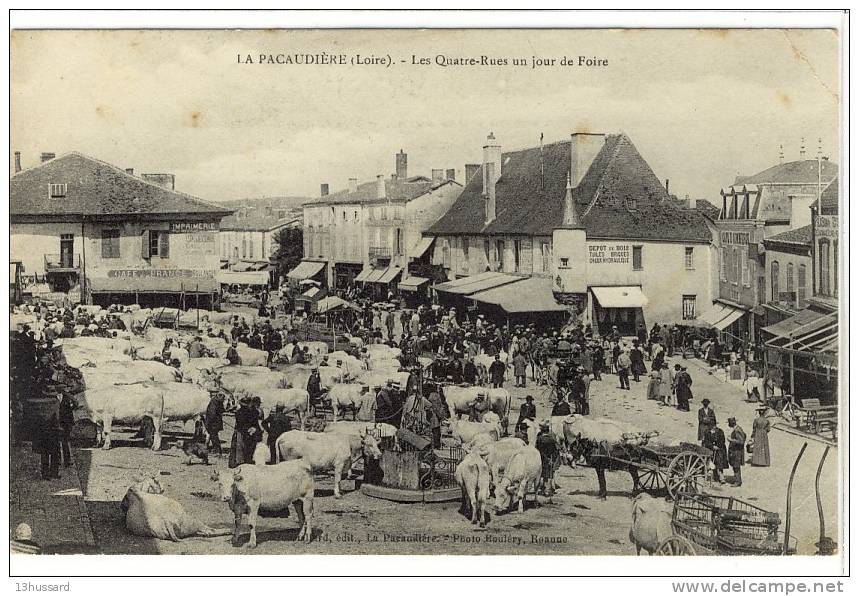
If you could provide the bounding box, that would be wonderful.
[629,493,674,555]
[493,446,542,514]
[326,384,367,422]
[96,360,181,383]
[214,366,286,396]
[75,381,210,450]
[455,451,492,528]
[449,419,501,445]
[476,437,527,488]
[244,388,310,430]
[442,386,511,430]
[61,346,133,369]
[324,421,398,443]
[215,460,315,547]
[275,430,382,498]
[180,358,229,384]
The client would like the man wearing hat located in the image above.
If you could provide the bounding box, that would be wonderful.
[205,393,225,456]
[616,346,631,390]
[515,395,537,433]
[535,420,560,496]
[262,404,292,465]
[675,365,693,411]
[375,380,394,424]
[230,396,260,468]
[698,398,716,443]
[702,421,728,484]
[488,354,506,389]
[727,417,747,486]
[226,341,242,366]
[58,390,78,467]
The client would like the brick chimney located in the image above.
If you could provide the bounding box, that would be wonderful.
[14,151,21,173]
[396,150,408,180]
[482,132,501,196]
[320,183,329,197]
[125,168,134,175]
[686,194,694,209]
[376,175,386,200]
[465,163,480,183]
[141,173,175,190]
[446,168,456,181]
[431,169,444,183]
[484,162,497,225]
[348,178,358,193]
[570,133,605,187]
[40,152,55,163]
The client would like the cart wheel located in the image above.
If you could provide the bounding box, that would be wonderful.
[656,535,696,555]
[141,417,156,449]
[667,452,706,498]
[637,467,665,495]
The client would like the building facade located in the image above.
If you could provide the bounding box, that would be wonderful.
[10,152,231,308]
[426,132,717,332]
[705,158,837,345]
[296,151,463,291]
[219,207,301,265]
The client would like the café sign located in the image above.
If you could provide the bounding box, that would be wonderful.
[108,269,215,279]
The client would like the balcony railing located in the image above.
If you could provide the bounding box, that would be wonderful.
[44,253,81,271]
[368,246,392,259]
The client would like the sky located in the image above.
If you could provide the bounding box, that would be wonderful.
[10,28,840,204]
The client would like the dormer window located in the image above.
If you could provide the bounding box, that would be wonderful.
[626,197,637,210]
[49,183,67,198]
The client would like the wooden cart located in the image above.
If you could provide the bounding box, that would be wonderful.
[656,492,796,555]
[600,442,712,499]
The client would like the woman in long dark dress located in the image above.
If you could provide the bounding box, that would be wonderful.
[750,407,771,466]
[629,343,647,382]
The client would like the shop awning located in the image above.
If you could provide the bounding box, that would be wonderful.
[697,302,745,330]
[375,267,402,285]
[763,309,838,353]
[353,266,375,283]
[316,296,348,313]
[363,268,386,283]
[470,276,567,314]
[88,276,219,293]
[410,236,435,259]
[216,270,270,286]
[297,286,322,300]
[434,271,522,296]
[398,275,430,291]
[286,260,325,281]
[591,286,649,308]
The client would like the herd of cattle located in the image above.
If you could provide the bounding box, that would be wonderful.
[18,304,677,552]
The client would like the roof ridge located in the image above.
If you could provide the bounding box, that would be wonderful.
[581,133,626,219]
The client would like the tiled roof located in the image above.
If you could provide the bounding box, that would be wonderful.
[734,159,838,186]
[10,152,231,218]
[819,178,838,214]
[764,224,812,246]
[696,200,721,220]
[220,210,302,231]
[426,133,712,242]
[304,178,453,206]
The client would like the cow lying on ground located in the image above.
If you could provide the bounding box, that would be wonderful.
[275,430,382,498]
[494,446,542,514]
[629,493,674,555]
[455,451,492,528]
[214,460,315,547]
[122,476,231,542]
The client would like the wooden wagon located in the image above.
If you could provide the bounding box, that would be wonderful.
[656,492,796,555]
[589,441,712,499]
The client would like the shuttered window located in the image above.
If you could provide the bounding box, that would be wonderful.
[101,229,121,258]
[632,245,643,271]
[142,230,169,258]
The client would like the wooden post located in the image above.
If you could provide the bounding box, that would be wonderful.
[196,284,200,328]
[789,353,795,395]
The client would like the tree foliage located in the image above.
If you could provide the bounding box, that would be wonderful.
[272,227,304,276]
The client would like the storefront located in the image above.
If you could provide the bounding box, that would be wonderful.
[589,286,648,337]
